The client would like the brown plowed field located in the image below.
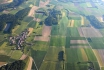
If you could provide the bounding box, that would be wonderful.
[34,36,50,41]
[42,25,52,37]
[70,46,90,48]
[70,40,88,44]
[78,27,103,37]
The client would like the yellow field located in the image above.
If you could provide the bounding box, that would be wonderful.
[1,42,7,48]
[29,4,33,7]
[62,12,65,17]
[8,0,13,3]
[81,48,88,61]
[68,20,71,27]
[86,2,92,7]
[12,25,19,33]
[93,49,104,67]
[27,28,33,36]
[81,16,84,25]
[70,20,74,27]
[68,20,74,27]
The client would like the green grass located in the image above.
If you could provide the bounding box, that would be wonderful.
[74,20,81,27]
[23,17,34,23]
[65,63,88,70]
[66,27,80,37]
[15,21,28,34]
[33,25,43,35]
[51,25,59,35]
[39,47,65,70]
[34,0,40,6]
[44,47,64,61]
[88,37,104,49]
[65,48,83,62]
[65,37,86,48]
[65,48,100,70]
[99,29,104,36]
[27,20,36,28]
[101,67,104,70]
[32,41,49,51]
[50,36,66,47]
[9,50,23,62]
[69,17,81,20]
[30,49,46,69]
[84,48,97,61]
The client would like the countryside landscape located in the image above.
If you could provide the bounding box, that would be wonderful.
[0,0,104,70]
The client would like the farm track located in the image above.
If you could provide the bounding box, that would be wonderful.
[27,57,33,70]
[20,54,27,60]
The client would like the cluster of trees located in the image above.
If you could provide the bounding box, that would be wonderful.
[0,14,18,32]
[86,15,104,29]
[35,8,48,16]
[0,0,28,11]
[44,9,62,26]
[15,7,31,20]
[58,51,64,61]
[0,60,25,70]
[0,7,31,33]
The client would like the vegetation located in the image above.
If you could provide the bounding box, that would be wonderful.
[0,0,28,12]
[44,9,62,26]
[86,15,104,29]
[15,7,31,20]
[0,60,25,70]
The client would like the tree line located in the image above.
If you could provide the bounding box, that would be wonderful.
[86,15,104,29]
[0,7,31,33]
[0,0,28,12]
[0,60,25,70]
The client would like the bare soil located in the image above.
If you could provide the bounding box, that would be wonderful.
[70,40,88,44]
[78,27,103,37]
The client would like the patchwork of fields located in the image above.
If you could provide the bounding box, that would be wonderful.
[1,0,104,70]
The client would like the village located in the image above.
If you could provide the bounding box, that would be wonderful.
[9,29,30,50]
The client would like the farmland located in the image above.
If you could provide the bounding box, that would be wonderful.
[0,0,104,70]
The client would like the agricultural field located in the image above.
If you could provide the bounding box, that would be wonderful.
[0,0,104,70]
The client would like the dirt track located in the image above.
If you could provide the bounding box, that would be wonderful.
[28,6,39,17]
[20,54,27,60]
[27,28,33,36]
[27,57,33,70]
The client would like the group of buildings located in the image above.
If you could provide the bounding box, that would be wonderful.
[9,29,29,49]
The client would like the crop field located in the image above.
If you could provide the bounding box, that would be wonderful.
[50,36,66,47]
[86,2,92,7]
[88,37,104,49]
[27,20,36,28]
[66,27,80,37]
[1,0,104,70]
